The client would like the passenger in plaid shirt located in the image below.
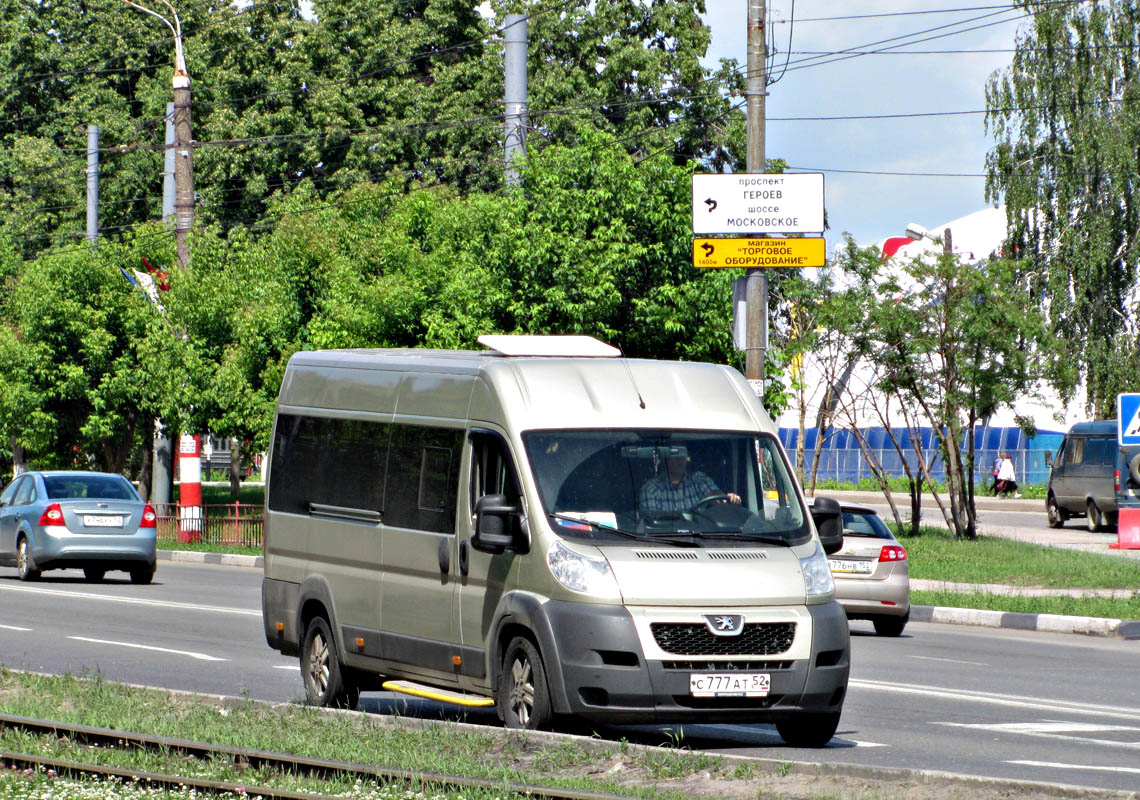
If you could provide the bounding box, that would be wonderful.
[638,449,741,512]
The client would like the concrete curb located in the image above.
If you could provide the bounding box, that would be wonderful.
[910,604,1140,640]
[157,549,1140,641]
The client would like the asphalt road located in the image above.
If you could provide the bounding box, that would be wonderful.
[1,561,1139,794]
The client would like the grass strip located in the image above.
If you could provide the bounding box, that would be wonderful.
[897,524,1139,590]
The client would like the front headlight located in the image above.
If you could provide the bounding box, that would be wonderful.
[799,543,835,598]
[547,540,622,599]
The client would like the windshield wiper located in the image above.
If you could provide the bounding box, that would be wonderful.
[648,530,793,546]
[548,514,706,547]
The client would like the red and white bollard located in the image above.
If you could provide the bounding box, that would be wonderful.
[178,434,203,544]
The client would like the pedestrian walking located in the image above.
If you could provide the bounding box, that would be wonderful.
[996,453,1021,498]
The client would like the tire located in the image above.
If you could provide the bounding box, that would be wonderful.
[775,710,842,747]
[1130,452,1140,486]
[872,610,909,637]
[301,617,359,710]
[16,538,40,582]
[1087,500,1104,533]
[129,566,155,585]
[498,636,552,730]
[84,567,106,582]
[1046,495,1065,529]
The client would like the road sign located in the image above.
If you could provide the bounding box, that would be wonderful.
[692,173,824,235]
[693,237,825,268]
[1119,393,1140,445]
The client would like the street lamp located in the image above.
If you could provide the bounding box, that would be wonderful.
[122,0,194,271]
[905,221,952,257]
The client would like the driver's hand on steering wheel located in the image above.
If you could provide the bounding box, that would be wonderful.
[709,492,741,504]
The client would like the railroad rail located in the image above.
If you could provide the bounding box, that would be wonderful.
[0,713,636,800]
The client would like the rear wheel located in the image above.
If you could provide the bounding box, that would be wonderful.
[498,636,552,730]
[301,617,359,710]
[16,538,40,582]
[83,567,106,582]
[1046,495,1065,529]
[1087,500,1104,532]
[872,610,909,637]
[775,710,842,747]
[129,565,155,585]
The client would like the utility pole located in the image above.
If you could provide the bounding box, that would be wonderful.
[122,0,193,270]
[163,102,176,226]
[503,13,528,187]
[86,125,100,245]
[745,0,768,391]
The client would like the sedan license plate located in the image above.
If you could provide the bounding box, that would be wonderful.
[829,558,872,574]
[83,515,123,528]
[690,672,770,697]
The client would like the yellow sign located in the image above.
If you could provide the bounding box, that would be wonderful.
[692,237,826,268]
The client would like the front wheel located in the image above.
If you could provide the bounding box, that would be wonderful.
[775,710,842,747]
[16,538,40,581]
[301,617,359,710]
[1087,501,1104,533]
[498,636,552,730]
[1046,496,1065,528]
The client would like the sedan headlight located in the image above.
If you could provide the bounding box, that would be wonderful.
[547,540,621,599]
[800,543,836,598]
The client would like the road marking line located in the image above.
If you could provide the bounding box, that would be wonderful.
[851,679,1140,721]
[1009,760,1140,775]
[0,583,259,616]
[851,740,888,747]
[69,636,226,662]
[908,655,987,666]
[0,624,32,632]
[938,721,1140,750]
[273,665,297,670]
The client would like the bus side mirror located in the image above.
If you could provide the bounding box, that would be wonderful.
[473,493,518,554]
[811,496,845,555]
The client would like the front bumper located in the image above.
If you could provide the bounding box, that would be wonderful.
[538,600,850,725]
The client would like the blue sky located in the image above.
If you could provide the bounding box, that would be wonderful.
[700,1,1027,252]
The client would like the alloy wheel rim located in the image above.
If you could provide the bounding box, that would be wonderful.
[509,656,534,725]
[309,631,330,695]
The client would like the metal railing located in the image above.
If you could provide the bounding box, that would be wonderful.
[153,502,263,548]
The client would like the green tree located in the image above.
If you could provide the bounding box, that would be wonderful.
[985,0,1140,416]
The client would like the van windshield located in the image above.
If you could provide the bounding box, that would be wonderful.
[522,429,810,546]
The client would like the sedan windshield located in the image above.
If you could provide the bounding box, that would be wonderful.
[522,429,809,546]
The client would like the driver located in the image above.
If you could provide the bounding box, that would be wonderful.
[638,446,741,512]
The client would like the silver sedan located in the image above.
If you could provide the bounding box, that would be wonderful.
[0,471,157,583]
[825,500,910,636]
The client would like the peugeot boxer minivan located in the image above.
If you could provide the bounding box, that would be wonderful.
[261,336,850,745]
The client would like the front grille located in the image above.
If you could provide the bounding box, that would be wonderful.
[650,622,795,656]
[661,660,793,671]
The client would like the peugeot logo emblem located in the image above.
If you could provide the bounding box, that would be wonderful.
[704,614,744,636]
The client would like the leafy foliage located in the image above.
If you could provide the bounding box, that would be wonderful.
[985,0,1140,416]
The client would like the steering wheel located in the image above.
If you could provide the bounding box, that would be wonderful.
[691,493,729,513]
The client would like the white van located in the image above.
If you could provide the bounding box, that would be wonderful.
[261,336,850,745]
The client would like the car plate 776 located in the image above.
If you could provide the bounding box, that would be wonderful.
[690,672,770,697]
[829,558,872,574]
[83,515,123,527]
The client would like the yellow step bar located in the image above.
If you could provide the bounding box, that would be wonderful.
[382,680,495,708]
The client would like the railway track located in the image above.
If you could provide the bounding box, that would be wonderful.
[0,712,637,800]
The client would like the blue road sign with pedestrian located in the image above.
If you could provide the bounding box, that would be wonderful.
[1118,394,1140,445]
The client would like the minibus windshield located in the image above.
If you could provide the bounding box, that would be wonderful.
[522,429,810,546]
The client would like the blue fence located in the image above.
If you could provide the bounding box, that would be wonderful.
[779,425,1065,486]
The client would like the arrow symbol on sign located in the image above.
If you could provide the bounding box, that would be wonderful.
[700,242,715,257]
[704,198,717,212]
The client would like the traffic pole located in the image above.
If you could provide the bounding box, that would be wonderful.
[177,434,203,543]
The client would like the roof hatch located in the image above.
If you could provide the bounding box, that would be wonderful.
[477,335,621,358]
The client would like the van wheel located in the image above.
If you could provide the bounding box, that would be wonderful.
[1046,496,1065,528]
[301,617,360,710]
[498,637,552,730]
[16,538,40,582]
[1087,501,1104,532]
[775,710,842,747]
